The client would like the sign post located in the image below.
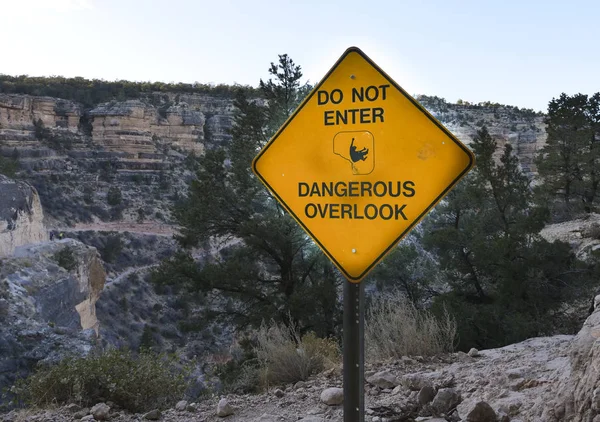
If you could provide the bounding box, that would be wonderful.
[253,47,474,421]
[343,280,364,421]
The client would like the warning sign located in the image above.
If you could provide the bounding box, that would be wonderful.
[252,47,475,282]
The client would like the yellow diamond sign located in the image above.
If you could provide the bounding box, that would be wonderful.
[253,47,475,282]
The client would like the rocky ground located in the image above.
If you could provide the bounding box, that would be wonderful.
[1,332,575,422]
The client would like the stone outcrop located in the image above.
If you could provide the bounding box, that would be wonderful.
[547,295,600,421]
[0,174,47,257]
[12,238,106,333]
[0,93,81,133]
[0,238,106,393]
[89,100,206,156]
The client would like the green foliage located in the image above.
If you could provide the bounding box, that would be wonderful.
[213,335,261,394]
[33,118,72,151]
[136,207,145,223]
[0,74,259,108]
[12,349,189,412]
[150,251,199,290]
[82,185,94,204]
[100,235,123,264]
[536,93,600,217]
[98,160,118,182]
[106,186,122,206]
[366,241,439,304]
[172,55,339,337]
[424,127,591,349]
[139,324,156,350]
[0,155,18,177]
[52,246,77,271]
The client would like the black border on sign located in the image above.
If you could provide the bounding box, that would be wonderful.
[252,46,475,282]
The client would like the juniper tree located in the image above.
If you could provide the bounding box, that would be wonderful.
[424,127,587,349]
[536,93,600,216]
[169,55,341,337]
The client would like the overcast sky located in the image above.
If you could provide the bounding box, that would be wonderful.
[1,0,598,112]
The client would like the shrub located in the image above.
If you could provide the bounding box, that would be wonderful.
[255,321,340,387]
[365,291,456,361]
[0,155,19,177]
[106,186,122,206]
[52,246,77,271]
[82,186,94,204]
[12,349,189,412]
[100,235,123,264]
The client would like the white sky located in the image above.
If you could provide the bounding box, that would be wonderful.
[1,0,599,112]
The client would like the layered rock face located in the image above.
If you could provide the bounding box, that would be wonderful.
[0,175,47,257]
[0,93,80,133]
[0,91,545,227]
[0,92,235,225]
[89,99,206,156]
[0,239,106,393]
[0,92,233,157]
[418,96,546,176]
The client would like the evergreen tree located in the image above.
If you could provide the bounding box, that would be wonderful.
[424,127,587,349]
[170,55,340,337]
[536,93,600,216]
[366,238,440,306]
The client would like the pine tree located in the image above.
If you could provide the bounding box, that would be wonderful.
[536,93,600,216]
[424,127,585,349]
[170,56,340,337]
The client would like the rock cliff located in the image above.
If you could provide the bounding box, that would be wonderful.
[0,90,545,228]
[418,96,546,175]
[0,175,47,257]
[546,294,600,421]
[0,238,106,395]
[0,91,237,226]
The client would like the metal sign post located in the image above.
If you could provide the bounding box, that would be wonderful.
[343,280,365,421]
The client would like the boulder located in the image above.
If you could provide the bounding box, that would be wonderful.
[143,409,161,420]
[217,398,234,417]
[418,386,437,405]
[367,370,399,389]
[432,388,461,414]
[548,298,600,421]
[175,400,188,411]
[468,348,480,357]
[90,403,110,421]
[320,387,344,405]
[466,401,497,422]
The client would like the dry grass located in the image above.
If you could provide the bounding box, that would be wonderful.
[365,291,456,361]
[255,321,340,387]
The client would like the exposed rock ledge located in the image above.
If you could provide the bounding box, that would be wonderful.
[0,174,47,257]
[0,238,106,394]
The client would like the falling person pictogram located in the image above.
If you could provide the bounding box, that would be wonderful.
[350,138,369,163]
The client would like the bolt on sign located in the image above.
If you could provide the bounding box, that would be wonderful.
[253,47,475,282]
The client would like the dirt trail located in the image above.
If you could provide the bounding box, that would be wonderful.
[55,222,178,237]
